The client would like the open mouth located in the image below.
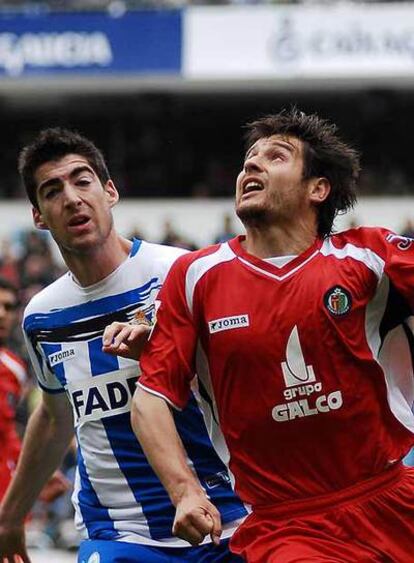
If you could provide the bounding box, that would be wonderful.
[242,180,264,195]
[68,215,90,227]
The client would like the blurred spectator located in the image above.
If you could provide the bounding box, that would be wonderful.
[0,277,29,501]
[18,230,63,290]
[127,226,146,241]
[0,239,20,287]
[400,218,414,239]
[214,213,237,243]
[159,218,197,250]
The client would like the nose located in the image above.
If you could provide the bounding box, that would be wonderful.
[62,183,82,208]
[244,154,263,174]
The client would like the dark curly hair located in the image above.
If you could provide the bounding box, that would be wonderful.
[18,127,110,209]
[244,108,360,237]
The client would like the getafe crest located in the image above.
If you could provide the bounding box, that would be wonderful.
[324,286,352,316]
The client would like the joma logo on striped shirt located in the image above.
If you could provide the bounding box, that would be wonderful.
[208,314,249,334]
[48,348,76,367]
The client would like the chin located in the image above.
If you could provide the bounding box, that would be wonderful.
[236,203,272,227]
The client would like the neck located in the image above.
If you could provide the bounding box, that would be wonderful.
[61,232,132,287]
[243,220,319,258]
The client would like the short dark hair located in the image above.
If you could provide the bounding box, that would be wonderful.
[18,127,110,209]
[244,108,360,237]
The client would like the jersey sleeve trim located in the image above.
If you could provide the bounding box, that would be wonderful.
[37,380,67,394]
[137,382,183,411]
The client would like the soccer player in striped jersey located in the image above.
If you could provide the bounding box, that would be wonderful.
[0,128,247,563]
[134,109,414,562]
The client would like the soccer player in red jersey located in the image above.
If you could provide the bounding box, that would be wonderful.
[0,277,28,501]
[132,109,414,562]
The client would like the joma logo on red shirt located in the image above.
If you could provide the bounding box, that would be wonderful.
[208,314,249,334]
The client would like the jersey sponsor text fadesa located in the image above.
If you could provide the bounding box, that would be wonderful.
[272,326,343,422]
[68,368,138,424]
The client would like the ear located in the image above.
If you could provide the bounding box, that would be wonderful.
[32,207,49,231]
[308,177,331,205]
[104,180,119,208]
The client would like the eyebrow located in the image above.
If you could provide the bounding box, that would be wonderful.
[244,139,297,161]
[38,165,95,193]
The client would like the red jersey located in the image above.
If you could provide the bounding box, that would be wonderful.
[0,348,27,498]
[139,227,414,508]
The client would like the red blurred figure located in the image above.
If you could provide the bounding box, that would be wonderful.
[0,277,27,500]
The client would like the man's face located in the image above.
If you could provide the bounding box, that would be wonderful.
[0,288,17,345]
[32,154,118,254]
[235,135,312,226]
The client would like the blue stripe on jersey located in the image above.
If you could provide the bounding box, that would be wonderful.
[23,279,162,331]
[101,412,176,539]
[40,343,66,387]
[174,396,247,523]
[88,337,119,376]
[130,238,142,258]
[76,440,118,540]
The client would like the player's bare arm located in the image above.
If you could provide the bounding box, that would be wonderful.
[131,387,222,546]
[0,392,74,562]
[102,321,151,360]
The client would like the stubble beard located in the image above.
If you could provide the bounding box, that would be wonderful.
[236,202,276,229]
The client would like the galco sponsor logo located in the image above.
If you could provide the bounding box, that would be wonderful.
[208,314,249,334]
[272,326,343,422]
[48,348,76,367]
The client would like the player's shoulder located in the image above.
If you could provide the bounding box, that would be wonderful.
[136,240,189,264]
[329,226,394,252]
[23,271,73,320]
[166,241,233,276]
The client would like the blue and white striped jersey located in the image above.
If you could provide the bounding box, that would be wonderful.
[23,239,247,546]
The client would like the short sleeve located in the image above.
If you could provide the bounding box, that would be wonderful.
[139,256,197,410]
[22,328,65,394]
[380,231,414,312]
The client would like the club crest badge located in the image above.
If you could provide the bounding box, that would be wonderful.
[324,286,352,316]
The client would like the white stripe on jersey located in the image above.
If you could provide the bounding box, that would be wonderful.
[320,239,385,279]
[238,250,319,281]
[76,419,150,536]
[365,275,390,360]
[193,343,235,481]
[185,243,236,314]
